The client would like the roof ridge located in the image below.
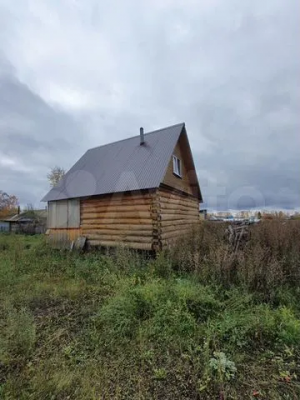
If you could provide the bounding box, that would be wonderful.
[87,122,185,152]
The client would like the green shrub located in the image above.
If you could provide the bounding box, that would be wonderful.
[96,293,140,342]
[93,280,165,345]
[269,287,300,318]
[94,279,222,348]
[174,279,222,322]
[153,367,167,380]
[208,351,237,382]
[275,307,300,345]
[151,251,173,278]
[206,304,300,351]
[143,298,197,343]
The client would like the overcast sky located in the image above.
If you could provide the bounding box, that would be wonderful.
[0,0,299,211]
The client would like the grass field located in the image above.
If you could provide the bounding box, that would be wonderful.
[0,221,300,399]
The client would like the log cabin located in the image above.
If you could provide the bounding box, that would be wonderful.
[42,123,203,250]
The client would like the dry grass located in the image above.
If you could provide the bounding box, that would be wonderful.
[171,220,300,298]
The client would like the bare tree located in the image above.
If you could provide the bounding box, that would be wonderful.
[47,166,65,187]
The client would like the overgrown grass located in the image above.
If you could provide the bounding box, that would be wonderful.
[171,220,300,298]
[0,222,300,399]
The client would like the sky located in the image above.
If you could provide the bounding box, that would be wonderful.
[0,0,299,211]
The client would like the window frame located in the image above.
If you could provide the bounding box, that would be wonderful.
[172,155,182,178]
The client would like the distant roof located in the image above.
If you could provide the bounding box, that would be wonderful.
[0,213,16,222]
[2,209,47,222]
[42,123,202,202]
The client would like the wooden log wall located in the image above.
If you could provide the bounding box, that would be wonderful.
[47,228,82,249]
[157,187,199,248]
[151,190,162,251]
[80,191,154,250]
[48,189,199,251]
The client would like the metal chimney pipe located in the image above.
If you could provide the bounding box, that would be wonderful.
[140,127,145,145]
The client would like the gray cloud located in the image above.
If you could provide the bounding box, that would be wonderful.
[0,55,85,205]
[0,0,299,210]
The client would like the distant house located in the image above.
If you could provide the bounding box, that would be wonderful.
[0,212,17,232]
[1,210,47,234]
[0,220,10,232]
[42,123,203,250]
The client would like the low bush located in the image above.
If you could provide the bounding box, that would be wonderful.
[93,279,222,349]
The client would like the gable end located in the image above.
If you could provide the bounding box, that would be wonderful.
[161,127,202,201]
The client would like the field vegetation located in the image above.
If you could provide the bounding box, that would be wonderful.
[0,221,300,399]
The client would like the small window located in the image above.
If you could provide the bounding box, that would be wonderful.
[172,155,182,177]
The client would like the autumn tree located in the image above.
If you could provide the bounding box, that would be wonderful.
[47,166,65,187]
[0,191,19,218]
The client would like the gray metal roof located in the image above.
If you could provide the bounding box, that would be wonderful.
[42,123,200,202]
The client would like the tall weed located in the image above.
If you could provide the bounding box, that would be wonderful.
[171,221,300,298]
